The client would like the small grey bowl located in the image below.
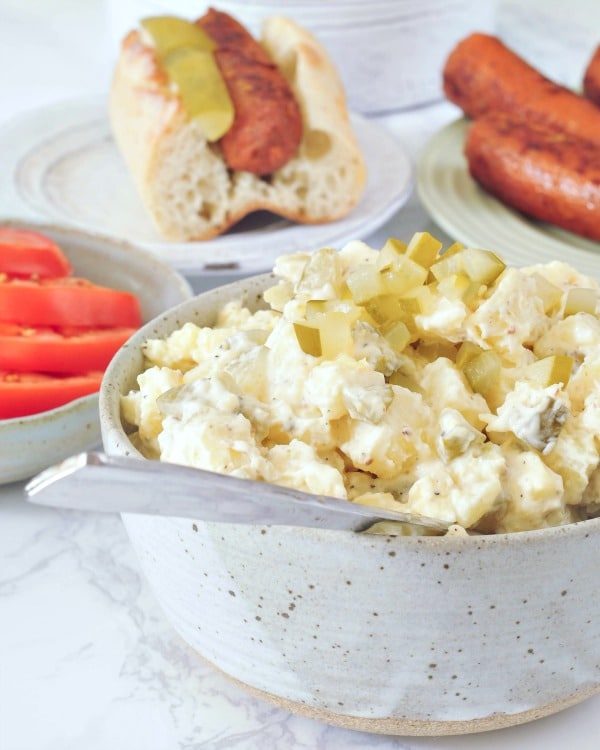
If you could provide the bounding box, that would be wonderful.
[99,274,600,736]
[0,220,192,485]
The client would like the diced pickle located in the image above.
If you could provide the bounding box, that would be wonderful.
[431,247,506,286]
[530,273,563,313]
[398,297,421,317]
[388,369,423,392]
[463,350,503,396]
[293,311,354,358]
[437,273,469,300]
[381,320,411,351]
[442,241,465,258]
[376,238,407,271]
[462,248,506,285]
[522,355,574,387]
[404,231,443,269]
[417,340,458,363]
[379,256,427,296]
[319,311,355,358]
[408,284,437,314]
[163,47,234,141]
[363,295,418,327]
[305,299,362,324]
[455,341,484,370]
[436,273,482,306]
[297,248,340,299]
[362,294,399,325]
[293,321,322,357]
[563,288,598,317]
[304,299,328,317]
[346,264,386,304]
[141,16,216,57]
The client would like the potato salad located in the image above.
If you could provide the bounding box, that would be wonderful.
[121,233,600,534]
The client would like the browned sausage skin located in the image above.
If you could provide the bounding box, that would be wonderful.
[465,114,600,242]
[583,44,600,106]
[444,33,600,147]
[197,8,303,176]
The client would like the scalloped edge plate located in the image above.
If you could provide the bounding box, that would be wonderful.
[0,97,414,276]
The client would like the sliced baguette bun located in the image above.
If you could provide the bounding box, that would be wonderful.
[109,15,367,242]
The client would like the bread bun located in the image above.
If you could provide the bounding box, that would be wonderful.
[109,15,367,242]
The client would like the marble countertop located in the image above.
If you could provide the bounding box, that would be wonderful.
[1,1,599,748]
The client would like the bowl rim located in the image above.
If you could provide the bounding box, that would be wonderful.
[100,272,600,547]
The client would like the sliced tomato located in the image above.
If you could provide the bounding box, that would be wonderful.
[0,277,142,327]
[0,323,137,374]
[0,227,73,278]
[0,371,103,419]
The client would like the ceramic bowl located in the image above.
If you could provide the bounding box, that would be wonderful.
[99,275,600,736]
[0,220,192,485]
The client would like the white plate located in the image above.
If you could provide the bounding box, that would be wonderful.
[417,118,600,281]
[0,97,413,276]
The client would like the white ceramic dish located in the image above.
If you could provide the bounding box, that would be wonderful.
[417,118,600,281]
[0,221,192,485]
[0,98,413,276]
[99,273,600,736]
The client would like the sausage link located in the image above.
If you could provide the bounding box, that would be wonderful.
[444,33,600,147]
[197,8,302,175]
[583,44,600,106]
[465,114,600,242]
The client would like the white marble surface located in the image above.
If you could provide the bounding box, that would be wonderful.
[1,1,600,748]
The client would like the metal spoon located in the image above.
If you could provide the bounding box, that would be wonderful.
[25,451,451,534]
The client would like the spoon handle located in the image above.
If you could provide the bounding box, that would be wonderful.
[25,451,450,533]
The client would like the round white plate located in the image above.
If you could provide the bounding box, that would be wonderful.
[0,97,413,276]
[417,118,600,281]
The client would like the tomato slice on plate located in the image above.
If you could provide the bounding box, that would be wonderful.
[0,371,103,419]
[0,323,137,374]
[0,278,142,327]
[0,227,73,278]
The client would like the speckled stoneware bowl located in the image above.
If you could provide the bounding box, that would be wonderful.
[0,220,192,485]
[99,275,600,736]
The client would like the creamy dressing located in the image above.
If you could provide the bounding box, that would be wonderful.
[121,241,600,534]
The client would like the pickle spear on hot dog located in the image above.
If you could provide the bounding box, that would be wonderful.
[109,8,367,242]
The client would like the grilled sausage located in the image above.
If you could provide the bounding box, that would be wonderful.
[465,114,600,242]
[197,8,303,176]
[444,33,600,147]
[583,44,600,106]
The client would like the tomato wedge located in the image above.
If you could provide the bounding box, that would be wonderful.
[0,278,142,327]
[0,227,73,278]
[0,371,103,419]
[0,323,137,373]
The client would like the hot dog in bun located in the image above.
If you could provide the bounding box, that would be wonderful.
[110,8,367,242]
